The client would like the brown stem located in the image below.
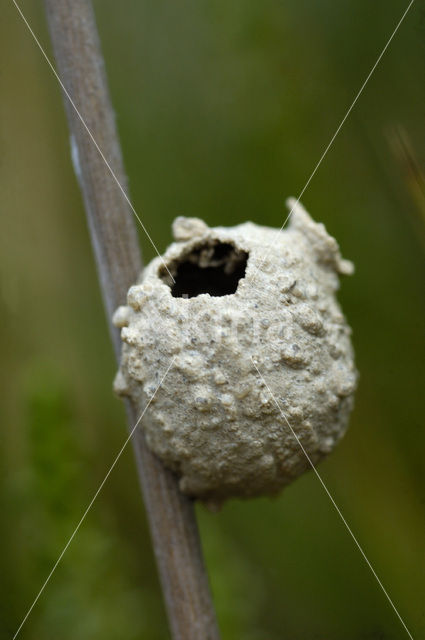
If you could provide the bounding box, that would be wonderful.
[43,1,220,638]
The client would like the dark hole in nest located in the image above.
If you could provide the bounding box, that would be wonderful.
[161,241,248,298]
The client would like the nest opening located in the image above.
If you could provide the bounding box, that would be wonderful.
[161,241,248,298]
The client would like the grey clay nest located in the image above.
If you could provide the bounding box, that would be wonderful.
[114,200,357,505]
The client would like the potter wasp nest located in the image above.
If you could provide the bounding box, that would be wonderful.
[114,200,357,505]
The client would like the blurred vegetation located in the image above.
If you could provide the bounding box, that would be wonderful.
[1,1,424,638]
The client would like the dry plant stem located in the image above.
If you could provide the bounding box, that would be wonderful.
[43,1,220,638]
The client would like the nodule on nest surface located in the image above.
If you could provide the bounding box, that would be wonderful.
[114,200,357,505]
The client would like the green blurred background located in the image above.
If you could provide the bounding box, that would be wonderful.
[1,1,424,638]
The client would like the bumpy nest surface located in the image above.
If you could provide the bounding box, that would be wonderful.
[113,200,357,505]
